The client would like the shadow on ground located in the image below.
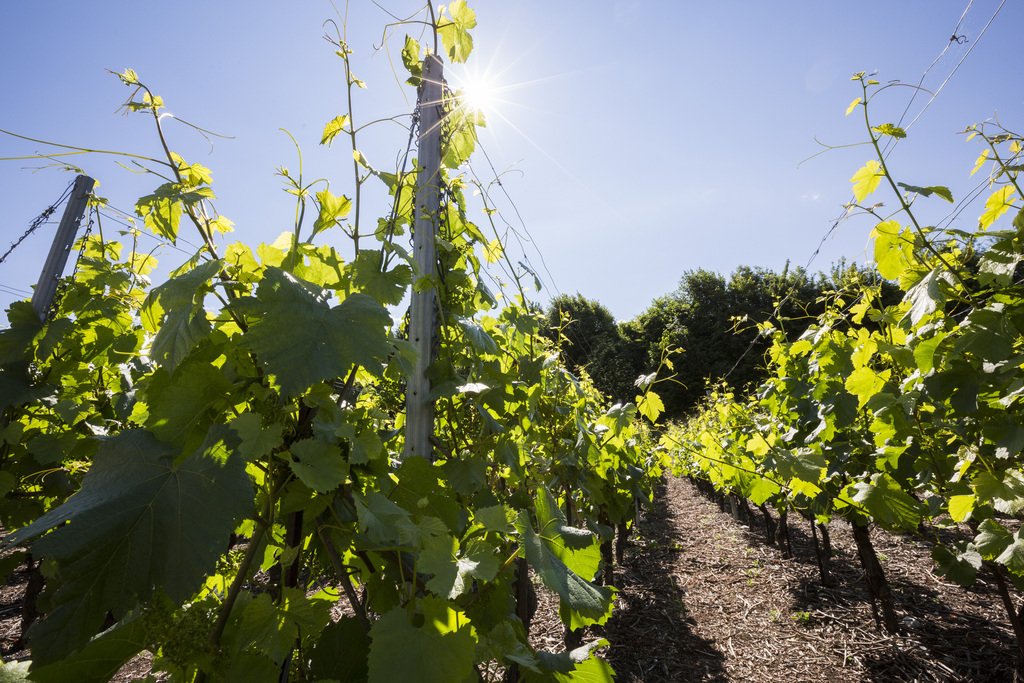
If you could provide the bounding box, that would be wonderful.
[599,477,729,682]
[715,490,1018,682]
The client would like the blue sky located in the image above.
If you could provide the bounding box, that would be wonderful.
[1,1,1021,325]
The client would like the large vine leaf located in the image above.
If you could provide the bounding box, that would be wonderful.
[236,587,331,664]
[367,598,475,683]
[850,472,922,530]
[516,487,613,628]
[26,617,147,683]
[141,258,222,371]
[232,267,392,396]
[3,428,253,665]
[145,361,233,450]
[931,544,981,587]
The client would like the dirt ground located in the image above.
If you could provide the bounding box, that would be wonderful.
[2,474,1020,681]
[581,474,1019,682]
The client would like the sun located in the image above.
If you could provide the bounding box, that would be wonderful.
[459,77,497,117]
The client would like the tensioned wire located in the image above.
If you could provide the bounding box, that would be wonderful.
[718,0,1007,387]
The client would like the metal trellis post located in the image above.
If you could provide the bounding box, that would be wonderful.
[30,175,94,320]
[404,55,444,461]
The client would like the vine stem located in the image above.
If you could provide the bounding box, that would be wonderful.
[858,78,978,304]
[195,498,272,683]
[316,515,372,633]
[980,132,1024,201]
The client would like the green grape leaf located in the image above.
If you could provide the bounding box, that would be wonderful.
[996,531,1024,575]
[979,186,1017,230]
[850,160,884,203]
[401,35,422,86]
[0,364,55,414]
[931,544,981,587]
[291,244,348,290]
[148,304,212,373]
[442,108,478,168]
[356,491,412,546]
[390,456,461,533]
[912,331,946,373]
[924,363,980,415]
[971,149,991,176]
[135,183,184,243]
[872,123,906,139]
[774,449,825,487]
[947,494,976,523]
[145,362,233,450]
[4,428,252,665]
[309,617,369,682]
[237,587,331,664]
[0,301,45,364]
[525,640,612,682]
[975,518,1013,560]
[289,438,347,493]
[352,249,412,305]
[474,504,516,533]
[25,616,147,683]
[516,489,613,628]
[313,188,352,237]
[984,419,1024,460]
[743,474,780,506]
[228,412,284,462]
[233,267,392,397]
[903,267,949,326]
[897,183,953,202]
[437,0,476,63]
[441,454,487,496]
[367,598,475,683]
[972,469,1024,515]
[844,366,889,409]
[320,114,350,147]
[850,472,922,530]
[134,183,213,244]
[870,220,913,281]
[637,391,664,423]
[419,534,463,598]
[223,651,279,683]
[0,661,30,680]
[979,239,1022,286]
[418,534,496,599]
[457,318,498,355]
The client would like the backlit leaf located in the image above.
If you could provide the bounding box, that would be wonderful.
[850,160,884,203]
[971,149,990,176]
[851,472,922,530]
[872,123,906,139]
[233,267,392,397]
[979,186,1017,230]
[367,598,475,683]
[437,0,476,63]
[320,114,350,147]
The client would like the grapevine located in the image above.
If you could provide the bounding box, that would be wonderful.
[0,4,663,681]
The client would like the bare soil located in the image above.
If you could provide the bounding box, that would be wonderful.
[2,474,1020,681]
[576,474,1018,682]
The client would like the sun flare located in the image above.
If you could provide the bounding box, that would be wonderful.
[459,77,497,117]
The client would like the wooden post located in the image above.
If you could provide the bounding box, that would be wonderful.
[404,55,443,461]
[30,175,94,320]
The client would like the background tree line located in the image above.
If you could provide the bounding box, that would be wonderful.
[544,262,900,421]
